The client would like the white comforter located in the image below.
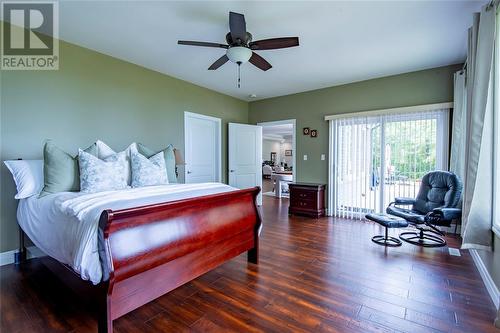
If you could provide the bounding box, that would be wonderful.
[17,183,235,284]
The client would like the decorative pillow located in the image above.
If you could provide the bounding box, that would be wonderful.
[78,150,129,193]
[136,143,177,183]
[130,148,168,188]
[4,160,44,199]
[40,141,98,197]
[96,140,133,185]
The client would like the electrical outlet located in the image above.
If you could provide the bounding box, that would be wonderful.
[321,154,325,161]
[303,155,308,161]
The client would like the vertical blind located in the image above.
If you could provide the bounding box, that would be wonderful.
[329,109,449,219]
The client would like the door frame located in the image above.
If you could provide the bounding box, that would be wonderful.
[257,119,297,182]
[184,111,222,183]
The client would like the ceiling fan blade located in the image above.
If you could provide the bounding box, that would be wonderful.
[208,54,229,70]
[229,11,247,43]
[178,40,228,49]
[249,52,272,71]
[249,37,299,50]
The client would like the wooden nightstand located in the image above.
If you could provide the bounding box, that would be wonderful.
[288,183,326,218]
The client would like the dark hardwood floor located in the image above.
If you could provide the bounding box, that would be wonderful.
[262,178,274,193]
[1,195,498,332]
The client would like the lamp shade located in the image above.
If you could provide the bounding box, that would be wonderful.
[173,148,185,165]
[226,46,252,63]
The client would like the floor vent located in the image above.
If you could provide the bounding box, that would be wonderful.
[448,248,461,256]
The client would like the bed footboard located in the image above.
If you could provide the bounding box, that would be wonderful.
[97,186,261,332]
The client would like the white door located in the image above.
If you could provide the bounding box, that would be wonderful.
[228,123,262,205]
[184,112,221,183]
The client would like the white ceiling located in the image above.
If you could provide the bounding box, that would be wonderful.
[262,123,293,140]
[57,1,486,101]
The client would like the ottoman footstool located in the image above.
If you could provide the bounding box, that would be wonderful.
[366,213,408,247]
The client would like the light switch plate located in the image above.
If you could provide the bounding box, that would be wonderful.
[321,154,325,161]
[303,155,308,161]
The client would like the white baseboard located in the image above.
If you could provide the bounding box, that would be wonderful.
[0,246,45,266]
[0,249,17,266]
[470,249,500,309]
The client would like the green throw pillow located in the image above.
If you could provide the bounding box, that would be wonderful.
[39,141,98,197]
[136,143,177,183]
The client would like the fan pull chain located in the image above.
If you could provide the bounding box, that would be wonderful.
[237,62,241,88]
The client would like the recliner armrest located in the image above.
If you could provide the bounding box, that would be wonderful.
[394,197,416,205]
[431,207,462,220]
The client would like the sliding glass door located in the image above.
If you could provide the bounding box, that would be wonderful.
[330,109,449,219]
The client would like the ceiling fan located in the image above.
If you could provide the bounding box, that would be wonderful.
[178,11,299,87]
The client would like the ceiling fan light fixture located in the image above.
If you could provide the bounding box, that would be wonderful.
[226,46,252,64]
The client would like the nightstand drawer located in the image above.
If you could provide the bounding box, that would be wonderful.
[291,189,317,201]
[290,199,316,210]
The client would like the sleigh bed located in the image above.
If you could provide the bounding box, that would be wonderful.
[17,185,261,333]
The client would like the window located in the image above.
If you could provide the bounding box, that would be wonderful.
[328,107,449,219]
[493,5,500,236]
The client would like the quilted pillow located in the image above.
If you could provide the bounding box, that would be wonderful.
[78,149,129,193]
[130,148,168,188]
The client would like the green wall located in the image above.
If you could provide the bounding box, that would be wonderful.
[0,40,248,252]
[248,64,461,185]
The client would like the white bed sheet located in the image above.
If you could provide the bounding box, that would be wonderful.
[17,183,236,284]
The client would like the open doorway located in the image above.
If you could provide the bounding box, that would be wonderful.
[257,119,296,201]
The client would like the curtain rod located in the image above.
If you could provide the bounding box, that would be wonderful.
[459,0,497,75]
[324,102,453,121]
[463,0,497,72]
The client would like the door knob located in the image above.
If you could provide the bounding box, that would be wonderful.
[230,170,235,173]
[187,171,192,174]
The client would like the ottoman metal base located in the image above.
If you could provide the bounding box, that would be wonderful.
[366,213,407,247]
[372,234,402,247]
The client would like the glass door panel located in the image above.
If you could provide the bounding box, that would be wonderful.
[332,110,448,219]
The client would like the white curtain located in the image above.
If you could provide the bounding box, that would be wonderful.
[450,71,466,181]
[458,4,497,250]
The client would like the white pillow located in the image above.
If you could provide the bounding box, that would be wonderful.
[78,150,129,193]
[96,140,134,185]
[4,160,44,199]
[130,148,168,188]
[96,140,119,159]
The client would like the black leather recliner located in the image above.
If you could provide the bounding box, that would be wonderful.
[386,171,463,247]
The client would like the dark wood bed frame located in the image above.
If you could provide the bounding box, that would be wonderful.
[18,186,262,332]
